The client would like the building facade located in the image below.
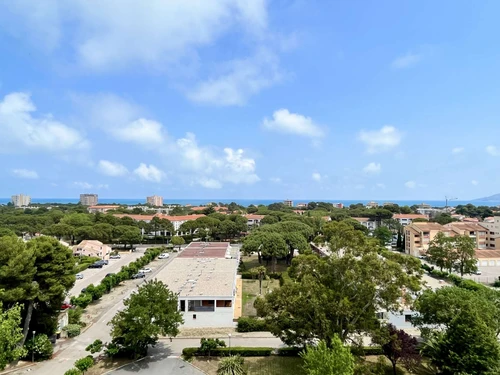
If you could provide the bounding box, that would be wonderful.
[146,195,164,207]
[283,199,293,207]
[72,240,111,259]
[352,217,378,231]
[477,216,500,249]
[393,214,429,226]
[87,205,120,213]
[11,194,31,207]
[80,194,98,206]
[404,222,445,256]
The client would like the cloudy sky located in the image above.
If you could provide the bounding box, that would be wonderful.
[0,0,499,200]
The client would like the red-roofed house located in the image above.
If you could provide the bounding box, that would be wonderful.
[245,214,265,227]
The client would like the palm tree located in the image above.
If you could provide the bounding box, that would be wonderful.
[217,355,246,375]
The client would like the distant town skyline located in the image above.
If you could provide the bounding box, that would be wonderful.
[1,2,500,200]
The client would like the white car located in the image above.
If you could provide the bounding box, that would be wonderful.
[139,268,152,273]
[76,273,84,279]
[109,254,121,259]
[158,253,170,259]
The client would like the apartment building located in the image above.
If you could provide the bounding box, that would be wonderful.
[366,201,379,209]
[443,222,489,250]
[478,216,500,249]
[404,222,445,256]
[283,199,293,207]
[80,194,98,206]
[11,194,31,207]
[146,195,163,207]
[112,213,205,232]
[87,205,119,213]
[393,214,429,226]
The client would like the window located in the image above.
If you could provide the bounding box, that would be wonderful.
[405,314,413,323]
[216,300,232,307]
[180,300,185,311]
[193,314,196,320]
[188,300,215,312]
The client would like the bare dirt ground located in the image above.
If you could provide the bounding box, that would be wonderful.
[178,327,236,337]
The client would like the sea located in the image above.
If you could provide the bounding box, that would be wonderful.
[1,198,499,208]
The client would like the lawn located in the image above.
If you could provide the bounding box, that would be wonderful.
[240,255,289,273]
[192,356,306,375]
[242,278,280,316]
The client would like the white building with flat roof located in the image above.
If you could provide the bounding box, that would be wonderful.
[146,195,163,207]
[155,242,238,328]
[11,194,30,207]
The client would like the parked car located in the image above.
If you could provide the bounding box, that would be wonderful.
[105,273,115,277]
[109,254,121,259]
[132,272,146,279]
[158,253,170,259]
[102,259,109,265]
[139,268,152,273]
[88,262,103,269]
[472,269,482,275]
[76,273,84,279]
[61,303,72,310]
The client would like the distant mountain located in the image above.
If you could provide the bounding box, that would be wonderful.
[475,193,500,201]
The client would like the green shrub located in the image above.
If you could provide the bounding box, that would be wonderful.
[70,293,92,309]
[63,324,81,338]
[183,347,273,358]
[182,347,199,360]
[74,263,90,273]
[267,272,281,279]
[24,334,53,361]
[240,272,254,279]
[64,369,82,375]
[237,317,269,332]
[350,346,384,356]
[68,307,83,325]
[279,271,292,286]
[276,347,303,356]
[74,356,94,373]
[493,280,500,288]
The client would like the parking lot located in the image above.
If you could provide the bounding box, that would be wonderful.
[67,250,144,298]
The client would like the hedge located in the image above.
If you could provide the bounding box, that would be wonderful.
[63,324,81,338]
[350,346,384,356]
[182,347,273,359]
[276,347,303,356]
[237,317,269,332]
[70,247,163,308]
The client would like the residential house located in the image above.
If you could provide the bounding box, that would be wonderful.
[283,199,293,207]
[366,201,379,209]
[404,222,446,257]
[393,214,429,226]
[73,240,111,259]
[352,217,378,231]
[113,213,206,233]
[443,222,489,250]
[245,214,265,227]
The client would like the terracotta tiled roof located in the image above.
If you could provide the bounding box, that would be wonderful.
[393,214,428,219]
[246,214,265,220]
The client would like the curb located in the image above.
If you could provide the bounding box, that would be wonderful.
[0,363,37,375]
[181,357,207,374]
[102,357,145,374]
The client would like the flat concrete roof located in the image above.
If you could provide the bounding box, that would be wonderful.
[178,242,230,259]
[156,257,238,298]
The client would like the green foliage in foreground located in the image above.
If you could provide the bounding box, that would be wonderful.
[300,337,354,375]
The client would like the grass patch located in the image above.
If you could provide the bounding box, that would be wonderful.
[242,279,280,316]
[240,255,289,274]
[192,356,306,375]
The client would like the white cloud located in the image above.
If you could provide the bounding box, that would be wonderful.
[199,178,222,189]
[134,163,164,183]
[97,160,128,177]
[174,133,259,187]
[391,52,421,69]
[452,147,464,154]
[363,162,381,174]
[312,172,322,182]
[73,181,93,190]
[471,180,479,186]
[405,180,416,189]
[262,109,323,138]
[111,118,165,145]
[0,92,88,153]
[188,48,282,106]
[358,126,402,153]
[12,169,38,179]
[486,145,500,156]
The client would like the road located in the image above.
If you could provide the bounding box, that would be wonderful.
[25,252,179,375]
[68,251,144,299]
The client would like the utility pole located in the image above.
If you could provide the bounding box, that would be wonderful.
[445,196,458,210]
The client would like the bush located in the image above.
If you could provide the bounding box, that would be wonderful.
[279,271,292,286]
[74,356,94,373]
[24,334,53,361]
[276,347,303,356]
[63,324,81,338]
[64,369,82,375]
[493,280,500,288]
[68,307,83,325]
[237,317,269,332]
[182,347,273,358]
[240,272,254,279]
[71,293,92,309]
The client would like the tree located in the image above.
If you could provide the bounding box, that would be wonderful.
[414,286,500,374]
[453,235,477,276]
[255,249,421,347]
[64,369,82,375]
[300,337,354,375]
[373,227,392,246]
[261,215,279,225]
[247,205,258,214]
[0,304,26,370]
[85,339,103,354]
[74,356,94,374]
[250,266,267,295]
[433,213,457,225]
[108,280,183,358]
[245,231,288,272]
[199,338,226,357]
[114,226,141,248]
[217,355,246,375]
[427,232,454,272]
[372,324,420,375]
[219,220,239,240]
[202,206,216,215]
[171,236,185,250]
[396,231,402,250]
[43,223,74,241]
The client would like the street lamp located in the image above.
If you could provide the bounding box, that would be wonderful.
[228,333,231,356]
[32,331,36,362]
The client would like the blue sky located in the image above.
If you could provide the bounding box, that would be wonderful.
[0,0,499,200]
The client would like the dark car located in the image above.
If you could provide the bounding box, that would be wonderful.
[132,272,146,279]
[88,262,103,269]
[105,273,115,277]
